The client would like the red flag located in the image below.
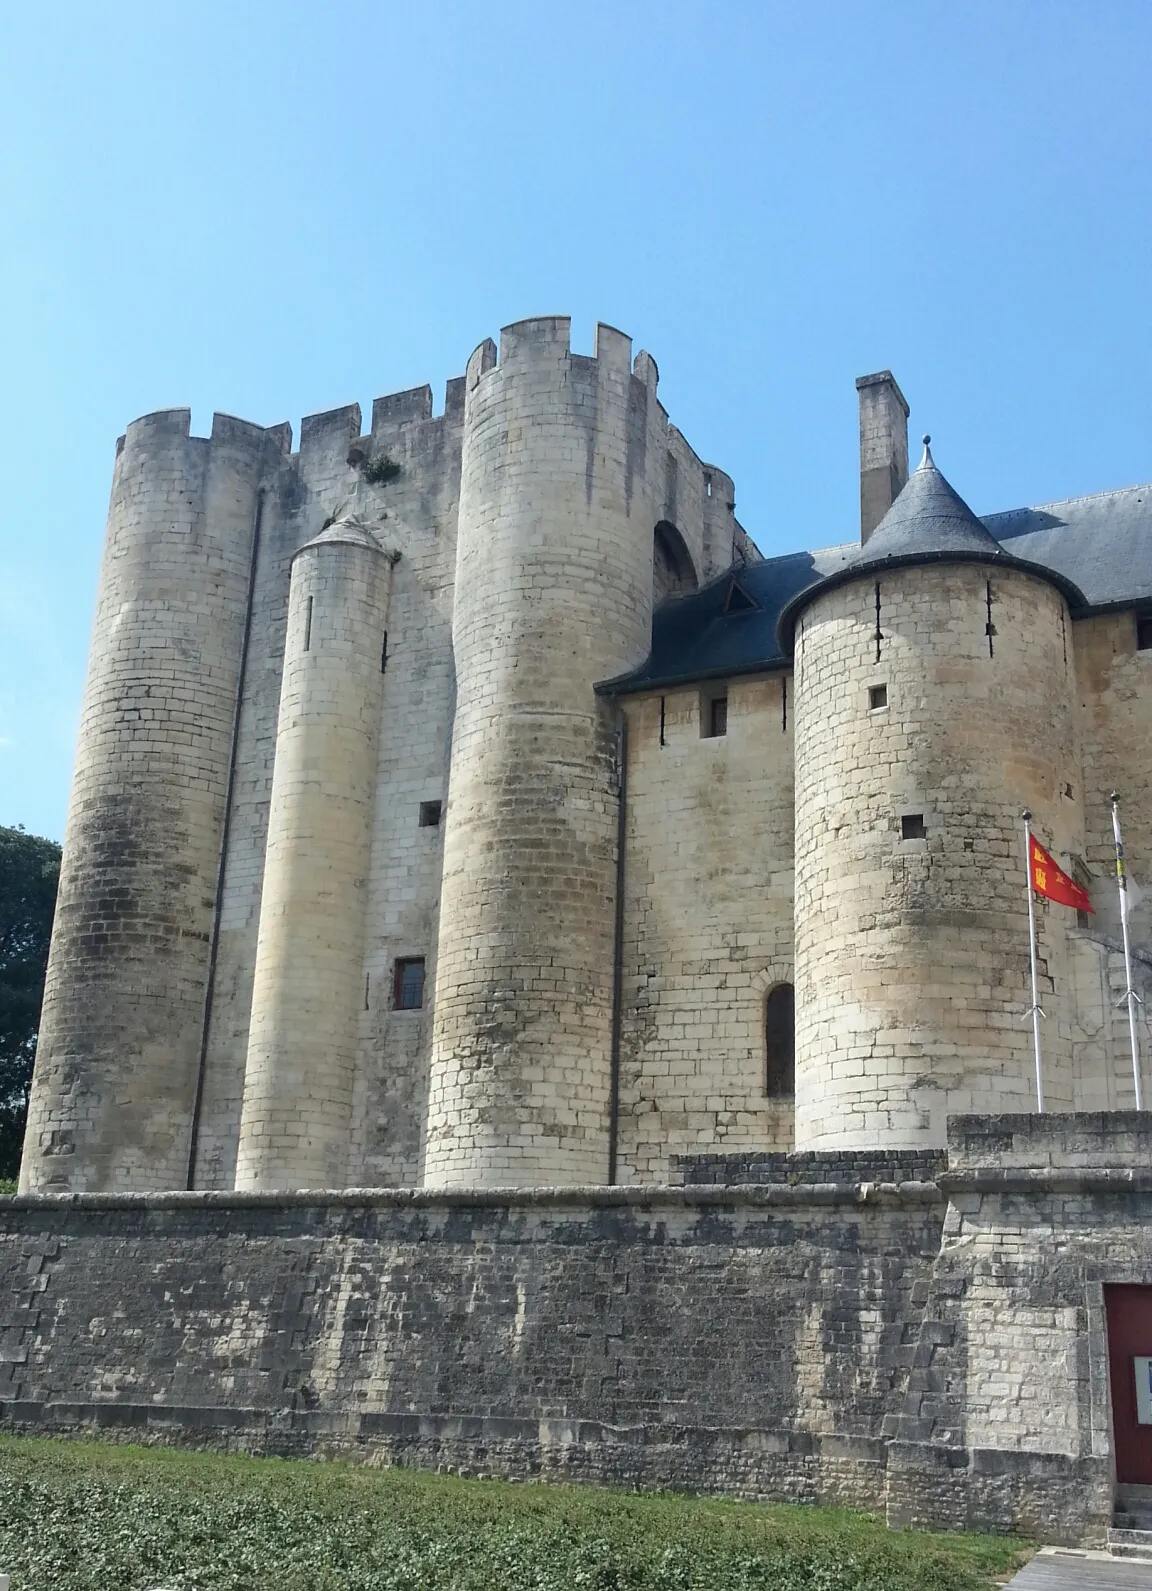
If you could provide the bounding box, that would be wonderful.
[1030,835,1094,913]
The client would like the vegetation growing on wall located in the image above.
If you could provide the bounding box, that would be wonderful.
[0,1436,1030,1591]
[0,826,60,1180]
[362,454,402,486]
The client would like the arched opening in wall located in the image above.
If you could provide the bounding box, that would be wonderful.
[765,983,795,1099]
[653,521,698,606]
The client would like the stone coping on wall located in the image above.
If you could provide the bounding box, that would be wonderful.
[948,1109,1152,1169]
[0,1181,942,1213]
[939,1166,1152,1195]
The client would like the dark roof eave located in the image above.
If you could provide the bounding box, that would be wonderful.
[596,655,790,698]
[775,548,1089,657]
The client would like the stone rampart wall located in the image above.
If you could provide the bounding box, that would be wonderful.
[0,1182,941,1511]
[888,1112,1152,1545]
[3,1113,1150,1543]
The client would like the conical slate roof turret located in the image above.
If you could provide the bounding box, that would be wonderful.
[860,436,1004,562]
[775,435,1087,652]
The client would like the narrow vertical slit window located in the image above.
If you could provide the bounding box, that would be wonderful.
[985,581,996,657]
[659,695,666,747]
[873,582,883,663]
[303,594,313,652]
[781,675,788,732]
[381,631,388,673]
[765,984,795,1098]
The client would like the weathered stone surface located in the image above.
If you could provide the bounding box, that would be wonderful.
[674,1149,945,1186]
[6,1113,1147,1544]
[793,563,1084,1146]
[0,1182,941,1513]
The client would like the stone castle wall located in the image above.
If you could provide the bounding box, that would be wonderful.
[616,674,795,1180]
[191,389,466,1192]
[887,1112,1152,1544]
[0,1172,943,1514]
[426,320,701,1188]
[1065,611,1152,1110]
[23,322,1152,1196]
[2,1112,1146,1543]
[31,321,747,1197]
[792,562,1083,1148]
[22,411,281,1194]
[236,526,395,1191]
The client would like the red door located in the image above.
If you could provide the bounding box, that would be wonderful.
[1105,1285,1152,1484]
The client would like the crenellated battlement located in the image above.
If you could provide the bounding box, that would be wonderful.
[371,385,432,430]
[497,314,572,366]
[299,402,362,461]
[119,409,287,459]
[110,334,725,505]
[467,317,655,397]
[116,373,470,479]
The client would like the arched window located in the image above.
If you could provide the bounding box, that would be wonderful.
[765,983,795,1098]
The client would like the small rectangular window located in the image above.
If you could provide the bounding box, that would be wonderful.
[901,813,927,841]
[1137,614,1152,652]
[869,684,887,710]
[1071,858,1093,930]
[393,957,426,1010]
[702,692,728,738]
[419,801,442,828]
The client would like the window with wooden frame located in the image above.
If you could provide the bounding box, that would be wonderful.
[702,689,728,738]
[393,957,426,1010]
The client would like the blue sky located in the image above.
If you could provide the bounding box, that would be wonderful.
[2,0,1150,840]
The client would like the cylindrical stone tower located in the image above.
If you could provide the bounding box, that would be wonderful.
[783,443,1087,1149]
[22,410,271,1192]
[424,318,656,1187]
[235,515,393,1191]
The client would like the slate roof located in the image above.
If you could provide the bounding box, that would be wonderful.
[599,465,1152,697]
[846,440,1006,562]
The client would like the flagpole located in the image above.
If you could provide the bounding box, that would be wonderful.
[1110,792,1143,1111]
[1021,810,1045,1112]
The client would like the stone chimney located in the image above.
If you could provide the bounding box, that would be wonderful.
[856,371,910,542]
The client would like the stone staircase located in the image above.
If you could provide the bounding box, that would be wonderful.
[1110,1486,1152,1559]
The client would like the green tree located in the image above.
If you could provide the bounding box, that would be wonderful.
[0,825,60,1180]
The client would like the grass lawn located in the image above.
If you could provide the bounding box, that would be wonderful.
[0,1435,1032,1591]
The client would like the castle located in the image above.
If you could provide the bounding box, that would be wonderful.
[21,315,1152,1195]
[7,318,1152,1545]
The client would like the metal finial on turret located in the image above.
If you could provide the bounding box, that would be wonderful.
[917,434,935,470]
